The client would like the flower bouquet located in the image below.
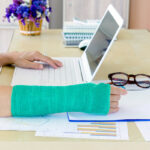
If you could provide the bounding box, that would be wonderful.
[4,0,51,35]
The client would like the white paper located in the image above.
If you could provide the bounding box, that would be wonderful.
[35,114,128,140]
[136,122,150,141]
[0,30,14,72]
[0,114,128,140]
[68,89,150,121]
[0,113,71,131]
[0,30,13,52]
[0,116,51,131]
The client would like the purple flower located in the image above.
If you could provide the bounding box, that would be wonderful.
[13,0,23,5]
[30,5,37,18]
[23,12,29,18]
[4,0,52,26]
[45,16,50,22]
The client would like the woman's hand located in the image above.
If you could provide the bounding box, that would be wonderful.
[7,51,63,69]
[109,86,127,113]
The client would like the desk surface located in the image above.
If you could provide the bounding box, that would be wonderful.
[0,29,150,149]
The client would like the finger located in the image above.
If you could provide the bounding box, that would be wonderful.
[109,107,119,114]
[53,59,63,67]
[19,60,43,70]
[110,95,121,102]
[33,53,60,69]
[111,85,127,95]
[110,101,119,108]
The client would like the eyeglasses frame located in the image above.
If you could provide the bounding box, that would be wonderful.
[108,72,150,88]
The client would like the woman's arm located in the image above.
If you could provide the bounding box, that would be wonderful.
[0,53,13,66]
[0,86,12,117]
[0,85,127,117]
[0,51,62,69]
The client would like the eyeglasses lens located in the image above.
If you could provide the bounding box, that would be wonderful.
[112,74,128,86]
[136,75,150,88]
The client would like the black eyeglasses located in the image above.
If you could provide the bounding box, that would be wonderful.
[108,72,150,88]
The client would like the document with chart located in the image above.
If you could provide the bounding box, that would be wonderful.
[35,113,128,140]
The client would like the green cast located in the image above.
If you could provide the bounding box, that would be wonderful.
[11,83,111,117]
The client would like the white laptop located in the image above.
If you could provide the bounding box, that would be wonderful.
[12,5,123,86]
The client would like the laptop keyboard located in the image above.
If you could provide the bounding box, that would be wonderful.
[11,57,84,86]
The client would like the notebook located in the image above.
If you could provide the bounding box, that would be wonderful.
[63,20,99,47]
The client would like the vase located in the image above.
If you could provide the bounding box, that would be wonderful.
[18,19,43,36]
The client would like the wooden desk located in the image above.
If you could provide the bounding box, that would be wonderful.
[0,29,150,149]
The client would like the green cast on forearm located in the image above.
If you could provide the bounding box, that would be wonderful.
[11,83,111,117]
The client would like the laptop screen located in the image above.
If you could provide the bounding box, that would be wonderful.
[85,11,119,75]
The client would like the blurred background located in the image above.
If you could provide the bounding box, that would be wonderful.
[0,0,150,30]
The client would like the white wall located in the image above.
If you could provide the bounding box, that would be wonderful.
[64,0,130,28]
